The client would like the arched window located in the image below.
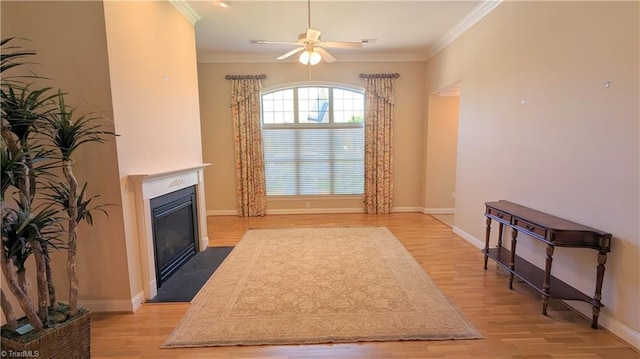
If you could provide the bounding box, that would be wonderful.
[261,85,365,196]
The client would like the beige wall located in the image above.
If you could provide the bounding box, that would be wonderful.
[424,95,459,210]
[1,1,130,310]
[426,1,639,342]
[103,1,204,300]
[198,62,425,214]
[1,0,203,316]
[3,0,637,344]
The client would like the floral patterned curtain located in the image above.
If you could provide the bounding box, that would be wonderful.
[363,77,395,214]
[230,78,267,216]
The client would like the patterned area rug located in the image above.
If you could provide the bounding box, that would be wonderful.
[162,227,481,348]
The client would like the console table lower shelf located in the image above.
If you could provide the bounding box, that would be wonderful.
[486,247,601,307]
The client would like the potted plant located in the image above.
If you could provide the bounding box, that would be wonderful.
[1,37,114,357]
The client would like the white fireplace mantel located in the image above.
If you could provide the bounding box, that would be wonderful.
[130,164,210,300]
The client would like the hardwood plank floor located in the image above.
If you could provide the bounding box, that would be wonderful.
[91,213,638,358]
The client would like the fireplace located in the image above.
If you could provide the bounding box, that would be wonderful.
[130,164,210,300]
[150,185,198,287]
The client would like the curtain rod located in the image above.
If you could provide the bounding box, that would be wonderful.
[359,73,400,79]
[225,74,267,80]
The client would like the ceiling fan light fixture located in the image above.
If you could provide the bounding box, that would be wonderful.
[309,50,322,65]
[299,50,311,65]
[299,49,321,66]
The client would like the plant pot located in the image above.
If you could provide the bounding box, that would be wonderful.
[1,310,91,359]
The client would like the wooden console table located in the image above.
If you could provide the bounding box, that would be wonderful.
[483,200,612,329]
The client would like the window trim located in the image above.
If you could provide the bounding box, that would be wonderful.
[261,81,364,96]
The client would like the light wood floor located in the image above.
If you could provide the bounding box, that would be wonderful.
[430,214,454,228]
[92,213,638,358]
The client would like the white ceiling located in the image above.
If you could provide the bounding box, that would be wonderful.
[183,0,501,63]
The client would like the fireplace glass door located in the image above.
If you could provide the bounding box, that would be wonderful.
[150,185,198,287]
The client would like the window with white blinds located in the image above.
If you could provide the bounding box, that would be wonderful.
[261,86,365,196]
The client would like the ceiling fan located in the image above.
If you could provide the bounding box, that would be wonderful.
[253,0,363,65]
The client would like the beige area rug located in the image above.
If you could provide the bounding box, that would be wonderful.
[162,227,482,348]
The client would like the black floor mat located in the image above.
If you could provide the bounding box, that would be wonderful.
[147,246,233,303]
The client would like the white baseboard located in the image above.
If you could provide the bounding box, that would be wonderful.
[207,210,237,216]
[452,225,640,350]
[393,206,424,213]
[597,309,640,350]
[267,208,364,215]
[78,290,145,313]
[452,225,485,249]
[423,208,455,215]
[77,299,130,312]
[131,291,145,312]
[208,207,427,215]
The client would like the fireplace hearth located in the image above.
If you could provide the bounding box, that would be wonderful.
[150,185,198,287]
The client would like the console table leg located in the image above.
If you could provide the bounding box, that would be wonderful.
[592,306,601,329]
[542,245,555,315]
[497,223,504,248]
[592,252,608,329]
[509,229,518,289]
[484,217,492,270]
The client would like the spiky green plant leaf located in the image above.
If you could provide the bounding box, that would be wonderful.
[45,92,115,160]
[1,84,57,141]
[45,181,110,225]
[1,37,36,75]
[1,135,58,201]
[1,202,63,271]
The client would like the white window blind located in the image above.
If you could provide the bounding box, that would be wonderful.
[261,86,364,196]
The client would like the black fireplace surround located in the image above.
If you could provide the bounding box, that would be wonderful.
[150,185,198,288]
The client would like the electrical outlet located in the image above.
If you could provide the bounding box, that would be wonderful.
[306,202,311,208]
[451,192,456,199]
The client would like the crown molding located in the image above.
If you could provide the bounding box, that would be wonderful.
[197,52,427,64]
[198,54,282,64]
[336,53,427,63]
[169,0,201,25]
[437,81,461,97]
[196,0,502,64]
[426,0,503,60]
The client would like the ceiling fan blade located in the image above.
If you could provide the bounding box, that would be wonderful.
[315,47,336,63]
[277,47,305,60]
[306,28,321,41]
[321,41,363,49]
[254,40,300,46]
